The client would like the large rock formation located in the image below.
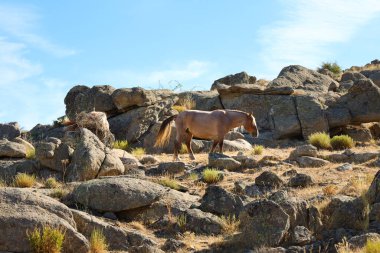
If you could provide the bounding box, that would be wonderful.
[211,71,256,90]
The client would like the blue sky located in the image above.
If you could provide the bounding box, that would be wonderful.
[0,0,379,129]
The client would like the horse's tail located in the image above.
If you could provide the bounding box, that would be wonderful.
[154,115,177,147]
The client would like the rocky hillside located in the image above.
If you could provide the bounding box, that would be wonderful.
[1,61,380,252]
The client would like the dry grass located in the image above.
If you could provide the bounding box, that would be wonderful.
[112,140,128,150]
[187,173,198,181]
[128,221,147,233]
[202,168,223,184]
[176,213,187,230]
[251,145,264,155]
[89,229,108,253]
[181,232,224,251]
[179,143,188,154]
[323,185,339,197]
[308,132,331,150]
[27,225,65,253]
[14,173,36,188]
[340,175,373,197]
[331,135,355,150]
[131,147,146,157]
[44,178,60,189]
[220,215,240,235]
[0,179,6,187]
[178,95,196,110]
[49,188,69,200]
[172,105,187,113]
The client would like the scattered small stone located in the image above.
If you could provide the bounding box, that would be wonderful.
[289,173,313,188]
[103,212,118,220]
[140,155,160,165]
[283,169,298,177]
[291,226,312,246]
[255,171,284,189]
[336,163,353,172]
[162,238,187,252]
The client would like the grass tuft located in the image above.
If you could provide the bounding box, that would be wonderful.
[44,178,60,189]
[176,213,187,230]
[323,185,338,197]
[331,135,355,150]
[251,145,264,155]
[27,225,65,253]
[14,173,36,188]
[179,143,188,154]
[202,168,223,184]
[172,105,187,113]
[308,132,332,150]
[187,173,198,181]
[365,239,380,253]
[49,188,69,200]
[318,61,342,74]
[221,215,240,235]
[159,177,180,190]
[112,140,128,150]
[131,147,146,157]
[89,229,108,253]
[26,148,36,160]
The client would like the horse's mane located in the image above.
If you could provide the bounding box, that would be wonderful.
[224,109,249,115]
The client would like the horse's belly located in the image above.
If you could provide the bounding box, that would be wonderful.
[191,129,218,140]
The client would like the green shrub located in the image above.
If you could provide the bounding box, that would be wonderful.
[131,147,146,157]
[308,132,331,149]
[49,188,69,200]
[14,173,36,188]
[318,62,342,74]
[89,229,108,253]
[26,148,36,160]
[251,145,264,155]
[365,239,380,253]
[172,105,187,113]
[175,213,187,230]
[27,225,65,253]
[112,140,128,150]
[202,168,223,184]
[187,173,198,181]
[331,135,355,150]
[44,178,60,189]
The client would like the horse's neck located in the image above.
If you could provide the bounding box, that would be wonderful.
[226,111,246,128]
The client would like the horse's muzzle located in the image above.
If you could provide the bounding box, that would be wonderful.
[251,130,259,138]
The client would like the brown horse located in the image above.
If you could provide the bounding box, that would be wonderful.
[155,109,258,160]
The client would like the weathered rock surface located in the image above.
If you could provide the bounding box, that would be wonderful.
[0,139,26,158]
[65,129,124,182]
[112,87,174,111]
[72,177,166,212]
[199,185,244,217]
[0,122,20,140]
[178,91,223,111]
[0,188,89,253]
[296,156,329,168]
[65,85,117,121]
[72,209,155,250]
[288,144,318,160]
[267,65,338,94]
[255,171,284,190]
[289,173,313,188]
[236,199,290,248]
[208,153,241,171]
[211,71,256,90]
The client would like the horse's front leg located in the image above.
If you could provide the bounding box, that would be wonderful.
[173,139,181,161]
[185,134,195,160]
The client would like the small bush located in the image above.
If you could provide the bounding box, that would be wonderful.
[365,239,380,253]
[221,215,240,235]
[131,147,145,157]
[49,188,69,200]
[331,135,355,150]
[27,225,65,253]
[89,229,108,253]
[251,145,264,155]
[187,173,198,181]
[26,148,36,160]
[0,179,6,187]
[308,132,331,149]
[159,177,180,190]
[175,213,187,230]
[14,173,36,188]
[318,62,342,74]
[178,94,196,110]
[172,105,187,113]
[202,168,222,184]
[112,140,128,150]
[44,178,60,189]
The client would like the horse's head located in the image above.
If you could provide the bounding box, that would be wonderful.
[244,113,259,137]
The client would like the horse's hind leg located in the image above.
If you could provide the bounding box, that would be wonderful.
[184,133,195,160]
[173,138,181,161]
[210,140,218,153]
[218,138,224,153]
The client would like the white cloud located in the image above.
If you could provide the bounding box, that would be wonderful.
[0,4,76,57]
[259,0,380,77]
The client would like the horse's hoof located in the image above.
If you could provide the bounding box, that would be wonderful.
[174,157,181,162]
[189,155,195,161]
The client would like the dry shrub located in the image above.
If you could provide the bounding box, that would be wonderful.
[251,145,264,155]
[221,215,240,235]
[308,132,331,149]
[27,225,65,253]
[89,229,108,253]
[159,177,181,190]
[14,173,36,188]
[44,178,60,189]
[340,175,373,197]
[131,147,146,157]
